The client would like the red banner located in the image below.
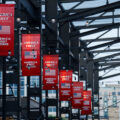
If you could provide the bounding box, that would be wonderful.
[81,91,92,115]
[59,70,72,101]
[72,82,83,109]
[43,55,59,90]
[21,34,40,76]
[0,4,14,56]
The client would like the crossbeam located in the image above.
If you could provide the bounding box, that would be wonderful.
[59,1,120,22]
[95,53,120,62]
[70,23,120,38]
[99,73,120,80]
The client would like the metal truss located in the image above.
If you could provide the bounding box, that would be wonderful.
[59,1,120,22]
[1,0,120,120]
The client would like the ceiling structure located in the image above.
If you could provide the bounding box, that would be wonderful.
[1,0,119,119]
[18,0,120,80]
[58,0,120,80]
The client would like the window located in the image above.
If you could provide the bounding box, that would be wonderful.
[8,89,13,95]
[21,89,24,96]
[104,102,108,107]
[48,90,56,94]
[0,81,2,87]
[48,90,52,94]
[48,107,56,112]
[104,108,108,118]
[30,76,39,87]
[112,92,116,95]
[94,95,98,103]
[94,107,98,115]
[14,89,17,96]
[53,107,56,112]
[72,109,78,113]
[48,107,52,112]
[21,80,24,86]
[104,96,108,102]
[112,96,117,107]
[42,90,45,94]
[118,92,120,95]
[42,98,45,103]
[104,92,107,96]
[0,89,2,95]
[20,77,24,81]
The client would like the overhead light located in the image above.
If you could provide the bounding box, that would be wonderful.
[56,49,59,54]
[51,19,56,23]
[16,17,21,23]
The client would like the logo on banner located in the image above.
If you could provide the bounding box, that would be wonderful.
[24,51,37,59]
[61,83,70,89]
[0,25,10,34]
[45,68,56,76]
[73,93,82,98]
[84,101,90,105]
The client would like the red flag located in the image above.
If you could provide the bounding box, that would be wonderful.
[21,34,40,76]
[43,55,59,90]
[59,70,72,101]
[0,4,14,56]
[72,82,83,109]
[81,90,92,115]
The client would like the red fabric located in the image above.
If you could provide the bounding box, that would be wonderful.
[59,70,72,101]
[72,82,83,109]
[43,55,59,90]
[0,4,14,56]
[21,34,40,76]
[81,90,92,115]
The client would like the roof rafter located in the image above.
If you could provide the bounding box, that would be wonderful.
[59,1,120,22]
[70,23,120,38]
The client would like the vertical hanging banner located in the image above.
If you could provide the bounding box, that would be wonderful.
[0,4,14,56]
[43,55,59,90]
[59,70,72,101]
[21,34,40,76]
[72,82,83,109]
[81,90,92,115]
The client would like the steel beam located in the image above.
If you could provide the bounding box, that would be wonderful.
[99,59,120,62]
[99,73,120,80]
[60,0,95,3]
[82,37,118,42]
[75,23,120,29]
[88,39,120,50]
[91,49,120,53]
[59,1,120,22]
[99,62,120,66]
[19,0,38,20]
[99,63,120,71]
[70,23,120,38]
[94,53,120,62]
[73,15,120,21]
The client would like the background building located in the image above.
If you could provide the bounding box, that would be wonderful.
[99,80,120,120]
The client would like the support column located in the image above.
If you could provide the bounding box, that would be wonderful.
[94,63,99,120]
[87,56,94,120]
[45,0,58,119]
